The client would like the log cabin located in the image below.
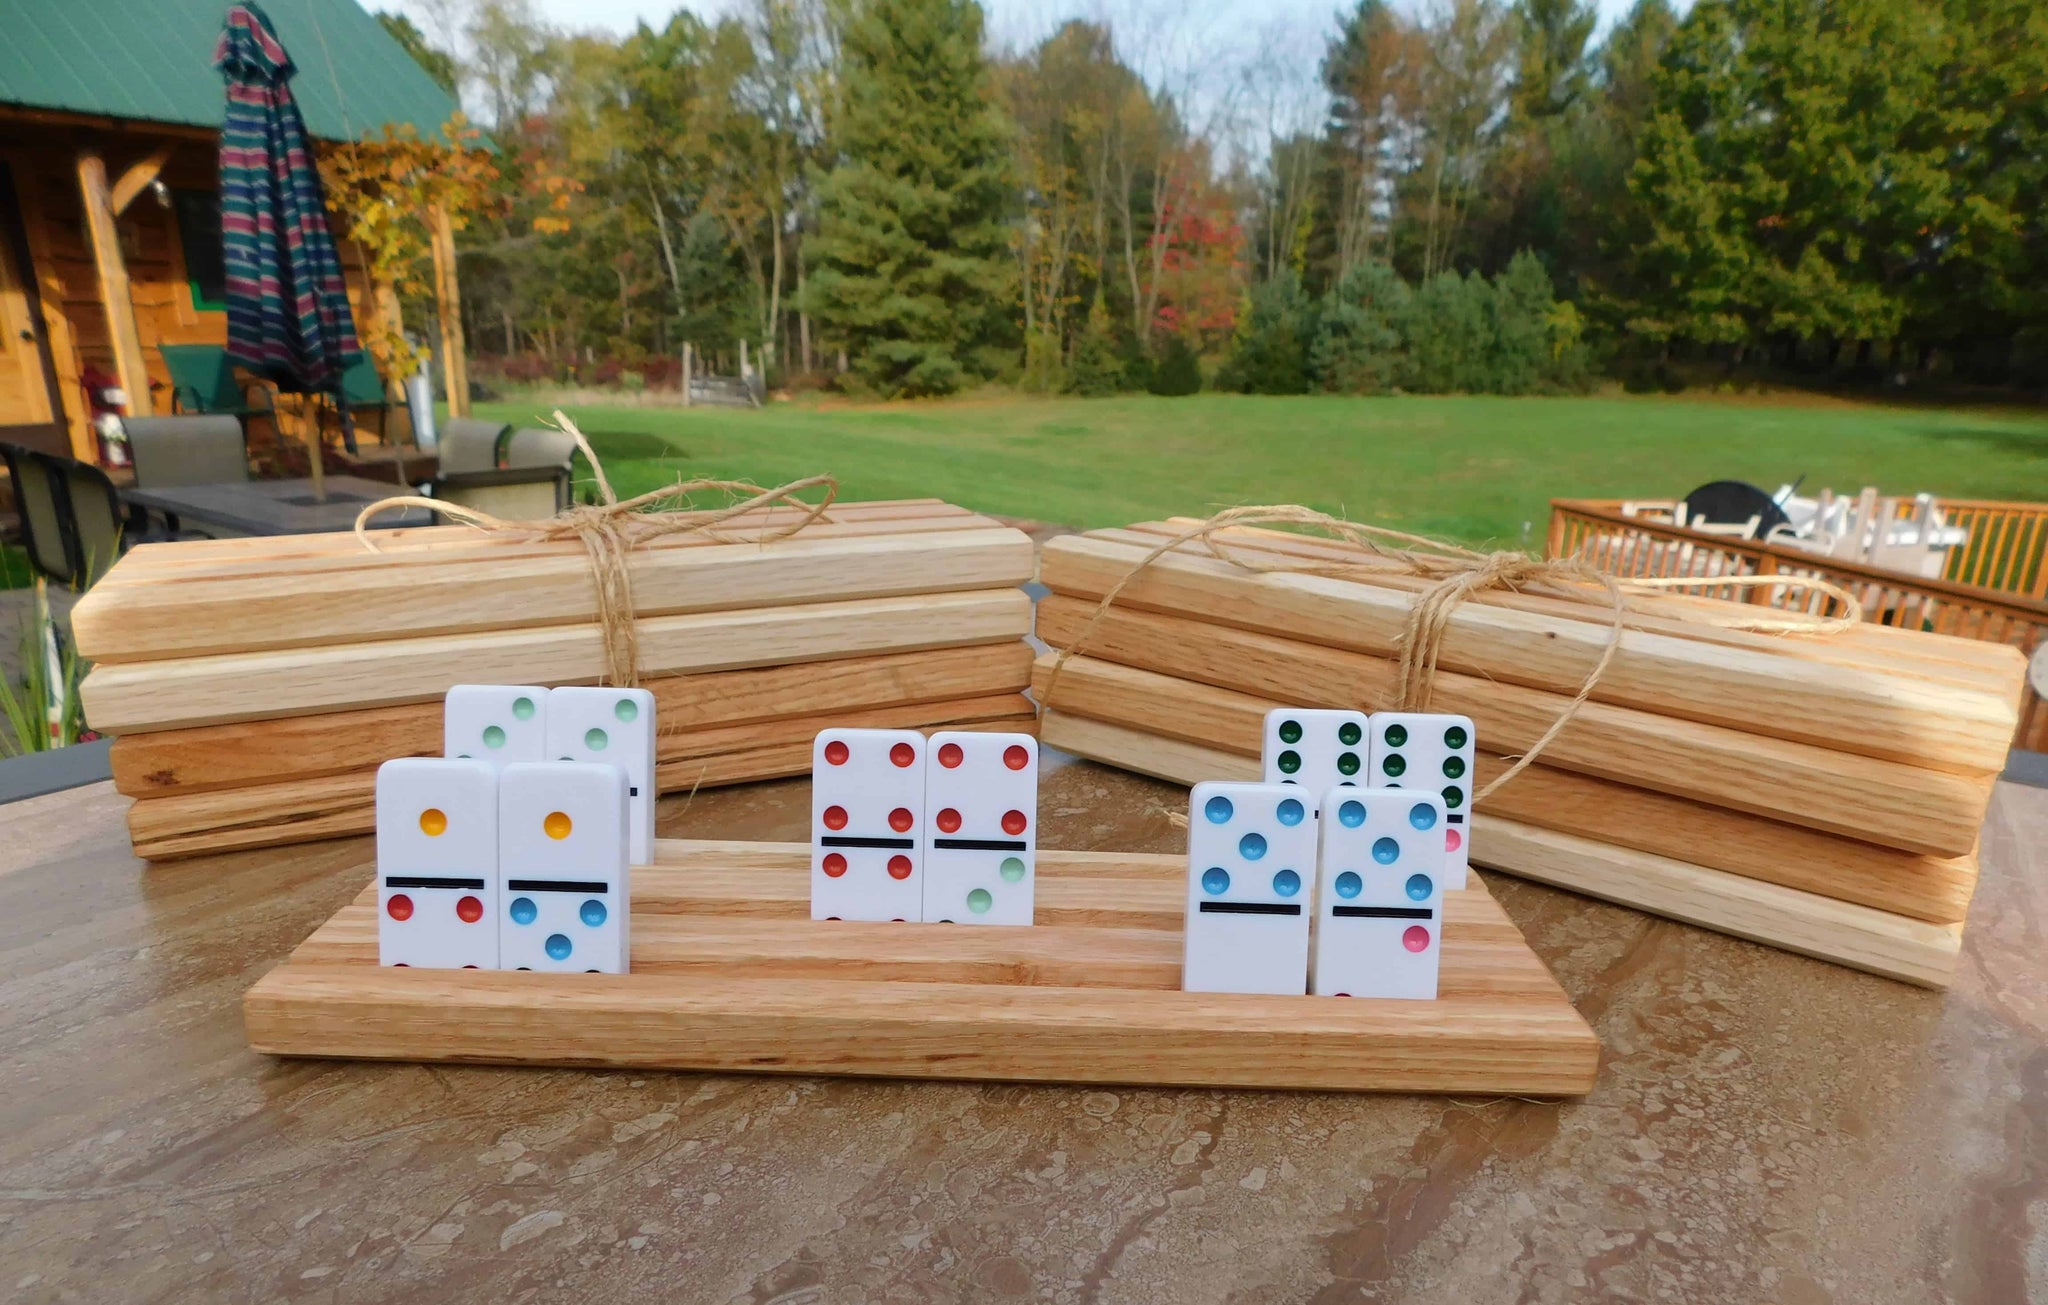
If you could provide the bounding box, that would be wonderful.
[0,0,455,461]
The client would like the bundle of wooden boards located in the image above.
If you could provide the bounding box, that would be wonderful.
[1032,519,2029,988]
[71,500,1038,860]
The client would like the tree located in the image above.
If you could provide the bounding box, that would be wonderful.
[1218,271,1316,394]
[377,12,459,94]
[804,0,1016,396]
[1312,260,1410,392]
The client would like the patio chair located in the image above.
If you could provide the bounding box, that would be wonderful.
[504,426,578,472]
[158,343,278,428]
[0,442,74,584]
[337,357,394,443]
[427,467,569,524]
[123,416,251,490]
[0,444,141,587]
[47,455,136,585]
[435,418,511,475]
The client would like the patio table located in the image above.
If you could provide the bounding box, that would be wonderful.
[1,755,2042,1302]
[120,474,432,537]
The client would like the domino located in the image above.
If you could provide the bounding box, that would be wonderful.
[811,729,926,922]
[1312,788,1446,999]
[496,761,631,973]
[921,731,1037,925]
[443,685,550,769]
[1368,712,1476,889]
[545,686,657,865]
[1181,781,1317,994]
[375,758,499,969]
[1262,708,1371,795]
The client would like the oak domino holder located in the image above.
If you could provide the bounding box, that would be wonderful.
[244,839,1601,1096]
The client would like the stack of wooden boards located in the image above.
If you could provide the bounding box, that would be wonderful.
[245,839,1601,1095]
[1031,519,2029,988]
[71,500,1037,861]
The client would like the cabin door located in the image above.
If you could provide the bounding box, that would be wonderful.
[0,162,62,437]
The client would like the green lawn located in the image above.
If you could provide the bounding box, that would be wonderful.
[470,392,2048,547]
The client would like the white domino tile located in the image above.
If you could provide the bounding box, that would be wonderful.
[1367,712,1475,889]
[443,685,550,769]
[921,731,1037,925]
[496,762,631,973]
[1181,781,1318,995]
[1261,708,1371,795]
[546,686,657,865]
[1311,788,1446,999]
[811,729,926,922]
[375,758,500,969]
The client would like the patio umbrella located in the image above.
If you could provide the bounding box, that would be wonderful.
[214,2,364,489]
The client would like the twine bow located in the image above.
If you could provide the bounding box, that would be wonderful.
[1040,505,1862,803]
[355,410,837,686]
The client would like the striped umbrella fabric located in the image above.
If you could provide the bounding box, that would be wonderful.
[214,2,361,401]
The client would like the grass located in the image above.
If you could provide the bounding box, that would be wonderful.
[0,544,32,591]
[470,392,2048,547]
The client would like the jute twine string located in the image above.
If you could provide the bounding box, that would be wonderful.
[1040,505,1864,804]
[355,410,837,686]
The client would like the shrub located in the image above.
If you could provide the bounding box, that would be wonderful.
[1218,271,1315,395]
[1312,261,1410,394]
[1402,271,1496,393]
[1148,334,1203,396]
[1066,304,1125,397]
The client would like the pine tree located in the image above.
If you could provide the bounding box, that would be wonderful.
[805,0,1016,397]
[1312,261,1411,393]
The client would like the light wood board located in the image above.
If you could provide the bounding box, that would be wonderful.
[83,587,1033,734]
[1027,648,1979,920]
[77,521,1033,662]
[1041,532,2019,775]
[1033,600,1994,857]
[126,699,1037,862]
[111,642,1034,797]
[1037,711,1966,988]
[243,841,1601,1095]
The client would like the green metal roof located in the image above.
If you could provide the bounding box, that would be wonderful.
[0,0,457,141]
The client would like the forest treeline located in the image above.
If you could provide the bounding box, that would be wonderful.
[380,0,2048,397]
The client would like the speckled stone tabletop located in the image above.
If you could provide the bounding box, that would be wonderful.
[1,759,2042,1304]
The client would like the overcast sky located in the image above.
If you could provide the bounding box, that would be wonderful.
[393,0,1660,59]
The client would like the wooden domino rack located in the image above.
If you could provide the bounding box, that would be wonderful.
[244,839,1601,1096]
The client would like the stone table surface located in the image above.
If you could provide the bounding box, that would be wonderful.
[1,760,2043,1305]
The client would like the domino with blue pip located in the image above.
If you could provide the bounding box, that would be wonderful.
[1180,781,1318,995]
[1312,788,1446,1000]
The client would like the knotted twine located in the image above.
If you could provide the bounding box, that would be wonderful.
[1039,505,1863,806]
[355,410,837,687]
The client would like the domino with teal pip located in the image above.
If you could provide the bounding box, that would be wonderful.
[546,686,657,865]
[1312,788,1446,1000]
[1367,712,1475,889]
[1180,781,1317,995]
[921,731,1037,925]
[1262,708,1371,795]
[375,757,500,970]
[496,761,631,973]
[444,685,549,769]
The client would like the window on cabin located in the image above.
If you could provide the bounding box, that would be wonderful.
[172,189,227,312]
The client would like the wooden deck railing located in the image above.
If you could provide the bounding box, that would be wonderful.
[1548,498,2048,752]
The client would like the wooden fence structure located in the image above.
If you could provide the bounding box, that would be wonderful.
[1548,497,2048,752]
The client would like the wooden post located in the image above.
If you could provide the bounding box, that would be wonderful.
[428,204,470,418]
[681,341,692,407]
[76,152,153,420]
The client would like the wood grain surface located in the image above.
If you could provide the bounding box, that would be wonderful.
[243,842,1602,1095]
